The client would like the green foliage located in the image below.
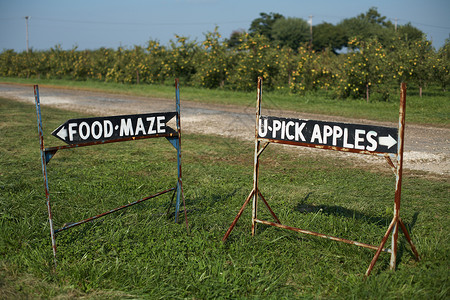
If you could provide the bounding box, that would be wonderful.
[249,12,285,40]
[339,7,396,47]
[434,38,450,91]
[389,38,435,97]
[338,38,391,101]
[192,28,231,88]
[290,47,323,92]
[227,33,285,91]
[271,17,310,51]
[397,22,425,42]
[312,22,347,54]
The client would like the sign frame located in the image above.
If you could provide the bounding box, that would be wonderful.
[34,79,188,268]
[222,77,420,276]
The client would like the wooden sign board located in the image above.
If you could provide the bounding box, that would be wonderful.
[52,112,177,145]
[259,116,398,154]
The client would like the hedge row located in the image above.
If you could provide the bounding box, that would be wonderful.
[1,30,449,100]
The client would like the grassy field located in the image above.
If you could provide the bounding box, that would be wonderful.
[1,77,449,127]
[0,97,449,299]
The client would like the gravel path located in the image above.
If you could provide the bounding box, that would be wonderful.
[1,83,448,176]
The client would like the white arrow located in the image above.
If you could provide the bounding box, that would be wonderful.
[56,126,68,141]
[379,134,397,149]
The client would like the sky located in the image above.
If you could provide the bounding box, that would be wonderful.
[1,0,449,52]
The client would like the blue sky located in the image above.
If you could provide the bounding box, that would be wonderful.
[1,0,449,52]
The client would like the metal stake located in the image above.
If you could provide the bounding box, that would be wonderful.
[34,85,57,268]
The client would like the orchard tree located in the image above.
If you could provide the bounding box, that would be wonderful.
[339,38,389,101]
[166,35,199,83]
[227,29,246,48]
[389,38,434,96]
[290,46,321,93]
[143,40,170,84]
[121,45,146,84]
[433,38,450,91]
[228,33,281,90]
[90,47,115,81]
[193,27,232,88]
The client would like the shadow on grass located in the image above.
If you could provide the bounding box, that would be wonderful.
[293,192,416,228]
[291,192,420,265]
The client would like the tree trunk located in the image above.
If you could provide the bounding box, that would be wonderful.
[419,86,422,97]
[366,84,370,103]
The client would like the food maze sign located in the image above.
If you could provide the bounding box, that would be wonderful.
[52,112,177,144]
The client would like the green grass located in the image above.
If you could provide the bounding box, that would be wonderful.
[1,77,449,127]
[1,98,449,298]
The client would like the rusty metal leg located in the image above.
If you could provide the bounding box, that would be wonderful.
[34,85,57,268]
[257,189,281,224]
[390,222,399,270]
[222,189,255,242]
[390,82,407,271]
[398,217,420,260]
[167,186,177,217]
[175,181,181,223]
[252,77,263,237]
[251,189,258,237]
[384,154,396,175]
[365,217,397,277]
[174,78,183,223]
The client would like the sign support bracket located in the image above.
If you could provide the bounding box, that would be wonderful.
[34,79,188,268]
[222,78,420,276]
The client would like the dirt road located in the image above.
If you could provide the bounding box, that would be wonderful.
[1,83,448,176]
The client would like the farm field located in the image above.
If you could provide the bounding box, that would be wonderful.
[1,97,449,299]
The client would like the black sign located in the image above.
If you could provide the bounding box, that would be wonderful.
[52,112,177,144]
[258,116,398,154]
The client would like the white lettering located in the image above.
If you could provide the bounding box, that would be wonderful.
[68,123,77,141]
[79,122,90,140]
[120,118,133,137]
[259,119,268,137]
[272,120,282,138]
[354,129,365,150]
[135,118,146,135]
[104,120,113,138]
[157,116,166,133]
[295,122,306,141]
[323,125,333,145]
[332,126,343,146]
[146,117,156,134]
[285,121,295,140]
[280,121,286,140]
[343,128,354,148]
[366,131,378,151]
[91,121,102,139]
[310,124,323,144]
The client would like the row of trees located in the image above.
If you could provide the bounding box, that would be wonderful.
[234,8,426,54]
[1,9,449,101]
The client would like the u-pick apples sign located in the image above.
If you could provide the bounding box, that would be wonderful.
[258,116,398,154]
[52,112,177,145]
